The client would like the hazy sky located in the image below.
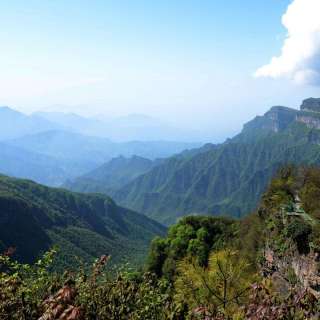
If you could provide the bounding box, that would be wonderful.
[0,0,319,139]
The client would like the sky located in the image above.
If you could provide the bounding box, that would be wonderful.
[0,0,319,140]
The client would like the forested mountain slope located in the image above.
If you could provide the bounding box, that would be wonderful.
[0,175,165,268]
[114,98,320,225]
[64,155,156,194]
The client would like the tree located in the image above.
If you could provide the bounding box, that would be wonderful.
[174,249,254,318]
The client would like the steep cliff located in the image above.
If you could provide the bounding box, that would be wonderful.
[296,98,320,130]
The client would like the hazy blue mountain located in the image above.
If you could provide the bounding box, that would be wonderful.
[7,130,201,164]
[0,106,61,140]
[113,98,320,225]
[0,142,65,186]
[33,111,108,137]
[64,155,157,194]
[0,142,94,186]
[0,107,201,186]
[34,110,204,142]
[0,174,165,268]
[8,130,112,164]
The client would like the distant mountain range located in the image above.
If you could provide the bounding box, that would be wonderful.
[0,106,202,142]
[4,98,320,227]
[0,142,77,186]
[8,130,200,163]
[0,106,201,186]
[76,97,320,225]
[0,174,165,268]
[0,106,61,140]
[33,110,203,142]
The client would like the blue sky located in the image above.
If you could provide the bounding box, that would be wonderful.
[0,0,319,140]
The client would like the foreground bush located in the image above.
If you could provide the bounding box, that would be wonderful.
[2,247,320,319]
[0,250,184,320]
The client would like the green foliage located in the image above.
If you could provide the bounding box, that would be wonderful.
[257,166,320,256]
[0,249,59,319]
[236,213,265,269]
[286,220,312,242]
[146,216,238,279]
[258,165,296,217]
[3,163,320,319]
[300,167,320,216]
[0,251,184,320]
[174,249,255,319]
[0,174,166,269]
[3,164,320,319]
[146,237,168,277]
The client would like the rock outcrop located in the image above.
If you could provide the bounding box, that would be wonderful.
[301,98,320,113]
[296,98,320,129]
[263,246,320,298]
[242,106,298,134]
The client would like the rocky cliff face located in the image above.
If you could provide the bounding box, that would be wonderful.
[296,98,320,130]
[296,114,320,130]
[242,98,320,134]
[264,246,320,298]
[242,106,298,134]
[300,98,320,113]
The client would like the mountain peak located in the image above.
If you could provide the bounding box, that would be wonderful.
[267,105,295,113]
[240,105,297,138]
[300,98,320,113]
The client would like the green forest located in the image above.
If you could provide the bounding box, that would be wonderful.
[0,175,165,269]
[2,166,320,319]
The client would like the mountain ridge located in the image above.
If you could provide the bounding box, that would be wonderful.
[112,98,320,225]
[0,174,166,268]
[0,106,62,140]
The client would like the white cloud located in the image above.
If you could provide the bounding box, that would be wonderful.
[255,0,320,85]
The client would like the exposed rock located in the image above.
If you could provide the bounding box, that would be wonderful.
[242,106,298,134]
[295,98,320,129]
[301,98,320,113]
[292,253,320,298]
[262,246,320,298]
[296,114,320,130]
